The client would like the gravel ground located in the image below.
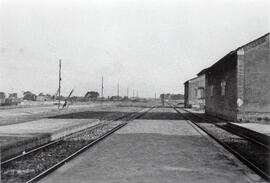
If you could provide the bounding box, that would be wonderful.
[1,121,124,183]
[177,108,270,180]
[1,105,152,183]
[38,118,259,183]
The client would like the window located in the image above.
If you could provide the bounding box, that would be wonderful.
[201,88,205,98]
[197,87,205,99]
[210,85,214,97]
[221,81,226,96]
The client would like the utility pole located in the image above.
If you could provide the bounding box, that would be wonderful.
[127,87,129,98]
[58,59,62,109]
[117,82,119,98]
[133,89,135,98]
[101,76,104,101]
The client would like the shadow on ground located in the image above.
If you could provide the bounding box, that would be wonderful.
[48,111,131,120]
[49,110,186,120]
[139,112,185,120]
[180,112,226,124]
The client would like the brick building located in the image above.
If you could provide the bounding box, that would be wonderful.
[184,70,205,109]
[205,33,270,122]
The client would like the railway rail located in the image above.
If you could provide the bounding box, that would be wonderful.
[1,106,155,183]
[168,103,270,182]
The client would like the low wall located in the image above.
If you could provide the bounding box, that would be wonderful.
[1,134,51,161]
[237,111,270,124]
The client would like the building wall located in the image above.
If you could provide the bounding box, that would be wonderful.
[185,75,205,108]
[206,34,270,122]
[37,96,48,101]
[205,55,238,121]
[237,35,270,122]
[184,82,189,107]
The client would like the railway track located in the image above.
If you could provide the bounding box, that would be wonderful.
[1,106,155,183]
[168,103,270,182]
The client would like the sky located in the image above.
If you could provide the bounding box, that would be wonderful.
[0,0,269,98]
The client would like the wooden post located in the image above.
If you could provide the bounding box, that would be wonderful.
[58,59,61,109]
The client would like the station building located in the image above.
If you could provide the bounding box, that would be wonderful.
[205,33,270,123]
[184,70,206,109]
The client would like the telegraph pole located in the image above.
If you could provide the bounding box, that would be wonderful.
[101,76,104,101]
[58,59,61,109]
[127,87,129,98]
[117,82,119,98]
[133,89,135,98]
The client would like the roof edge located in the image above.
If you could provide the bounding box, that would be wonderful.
[205,32,269,73]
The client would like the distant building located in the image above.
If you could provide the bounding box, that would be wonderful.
[110,96,123,101]
[170,94,184,100]
[159,93,184,100]
[184,70,206,109]
[70,96,85,102]
[205,33,270,122]
[36,93,51,101]
[160,94,170,100]
[84,91,99,101]
[0,92,6,105]
[23,91,37,101]
[123,96,129,101]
